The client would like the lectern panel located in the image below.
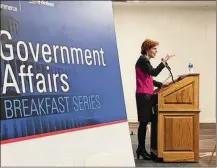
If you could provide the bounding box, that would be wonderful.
[164,83,194,104]
[164,116,193,151]
[158,75,199,111]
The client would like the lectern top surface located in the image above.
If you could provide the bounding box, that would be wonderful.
[154,73,199,94]
[178,73,200,77]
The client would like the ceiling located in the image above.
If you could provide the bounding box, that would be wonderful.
[112,1,216,8]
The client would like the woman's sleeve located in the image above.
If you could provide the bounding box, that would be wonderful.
[153,80,163,88]
[137,57,165,77]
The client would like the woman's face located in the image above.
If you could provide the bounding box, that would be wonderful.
[147,46,158,58]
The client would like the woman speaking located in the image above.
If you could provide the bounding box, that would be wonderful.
[135,39,173,160]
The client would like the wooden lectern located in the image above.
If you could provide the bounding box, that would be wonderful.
[150,73,200,162]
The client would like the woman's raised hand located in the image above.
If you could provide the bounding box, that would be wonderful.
[164,54,175,62]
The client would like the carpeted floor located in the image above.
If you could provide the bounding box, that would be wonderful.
[130,134,203,167]
[130,124,216,167]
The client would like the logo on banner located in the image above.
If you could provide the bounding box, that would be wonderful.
[29,0,55,7]
[0,3,18,12]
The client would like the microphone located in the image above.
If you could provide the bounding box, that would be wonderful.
[162,58,175,82]
[166,62,174,82]
[165,62,171,70]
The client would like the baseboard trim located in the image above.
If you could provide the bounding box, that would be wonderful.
[129,122,216,129]
[200,123,216,129]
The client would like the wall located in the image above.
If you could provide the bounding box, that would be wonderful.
[112,2,216,123]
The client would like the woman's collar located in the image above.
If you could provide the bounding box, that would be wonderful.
[142,54,150,60]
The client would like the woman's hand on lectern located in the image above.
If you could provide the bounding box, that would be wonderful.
[164,81,173,87]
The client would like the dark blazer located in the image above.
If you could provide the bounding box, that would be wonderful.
[135,55,165,122]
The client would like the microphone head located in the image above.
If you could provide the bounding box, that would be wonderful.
[161,58,169,65]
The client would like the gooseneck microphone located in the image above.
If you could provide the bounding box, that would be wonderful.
[165,62,175,82]
[162,58,175,83]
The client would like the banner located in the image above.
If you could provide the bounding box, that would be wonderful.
[0,1,127,142]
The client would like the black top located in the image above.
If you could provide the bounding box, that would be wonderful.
[136,55,165,88]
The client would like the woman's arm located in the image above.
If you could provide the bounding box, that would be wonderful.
[137,57,165,77]
[153,80,163,88]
